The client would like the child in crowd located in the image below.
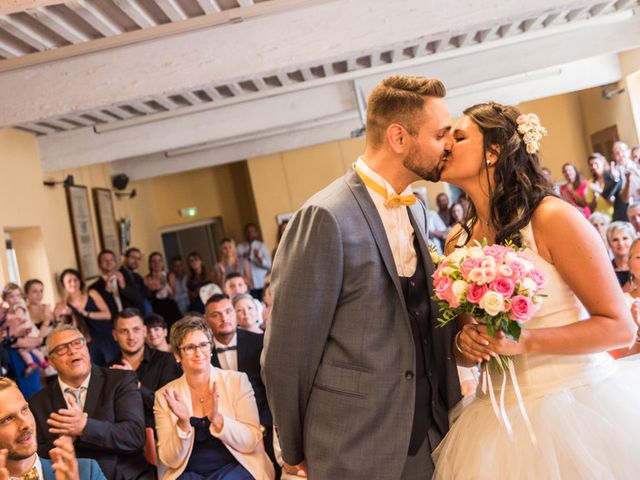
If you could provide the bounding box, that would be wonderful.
[2,284,48,377]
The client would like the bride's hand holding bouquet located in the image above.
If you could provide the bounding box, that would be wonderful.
[431,240,547,372]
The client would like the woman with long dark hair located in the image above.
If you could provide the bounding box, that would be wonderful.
[559,162,590,217]
[435,102,640,478]
[53,268,118,366]
[186,252,215,313]
[586,152,619,218]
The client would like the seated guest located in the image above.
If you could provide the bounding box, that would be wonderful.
[610,238,640,359]
[2,285,48,377]
[54,269,119,366]
[145,314,171,352]
[607,221,636,287]
[120,248,153,315]
[449,202,465,226]
[0,376,106,479]
[216,239,252,290]
[205,294,277,474]
[167,257,190,315]
[154,317,274,480]
[232,294,263,334]
[24,279,56,339]
[110,309,182,428]
[589,212,613,259]
[145,252,182,328]
[4,304,48,378]
[223,273,249,301]
[435,192,451,226]
[186,253,216,314]
[628,203,640,236]
[29,325,153,480]
[90,249,146,321]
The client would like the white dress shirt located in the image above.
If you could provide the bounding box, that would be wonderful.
[58,373,91,410]
[214,333,238,371]
[355,157,417,277]
[9,454,43,479]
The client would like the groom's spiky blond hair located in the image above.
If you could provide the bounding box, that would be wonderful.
[366,75,446,148]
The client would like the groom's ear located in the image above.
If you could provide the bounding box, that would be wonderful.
[386,124,408,154]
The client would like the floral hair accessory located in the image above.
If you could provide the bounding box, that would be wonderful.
[516,113,547,154]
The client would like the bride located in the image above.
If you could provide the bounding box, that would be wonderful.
[433,102,640,479]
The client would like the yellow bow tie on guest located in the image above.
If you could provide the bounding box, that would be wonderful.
[21,466,38,480]
[355,165,416,207]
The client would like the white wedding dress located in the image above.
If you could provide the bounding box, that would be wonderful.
[433,224,640,479]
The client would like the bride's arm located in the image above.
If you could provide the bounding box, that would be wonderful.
[483,196,635,356]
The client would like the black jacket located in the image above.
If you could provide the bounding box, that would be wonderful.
[212,329,272,427]
[29,366,152,480]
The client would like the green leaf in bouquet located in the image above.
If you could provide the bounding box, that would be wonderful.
[508,321,522,341]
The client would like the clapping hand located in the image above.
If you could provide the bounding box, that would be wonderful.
[204,381,223,433]
[0,449,9,480]
[49,436,80,480]
[163,389,190,433]
[47,395,87,439]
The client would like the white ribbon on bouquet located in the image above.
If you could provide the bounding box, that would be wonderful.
[481,359,537,446]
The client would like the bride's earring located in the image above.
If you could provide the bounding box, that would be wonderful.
[486,159,491,167]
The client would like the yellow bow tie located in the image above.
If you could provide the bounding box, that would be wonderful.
[355,165,416,207]
[22,466,38,480]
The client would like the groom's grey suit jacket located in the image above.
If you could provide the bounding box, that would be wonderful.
[262,169,461,479]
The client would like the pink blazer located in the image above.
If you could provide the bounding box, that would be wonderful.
[154,366,275,480]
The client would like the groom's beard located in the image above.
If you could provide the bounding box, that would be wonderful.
[403,145,450,182]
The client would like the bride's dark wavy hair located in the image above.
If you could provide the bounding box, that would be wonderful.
[452,102,556,248]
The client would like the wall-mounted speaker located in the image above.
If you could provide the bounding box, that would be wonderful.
[112,174,129,191]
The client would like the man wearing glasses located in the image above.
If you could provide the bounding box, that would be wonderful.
[29,325,153,479]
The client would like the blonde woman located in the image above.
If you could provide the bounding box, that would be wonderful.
[154,317,274,480]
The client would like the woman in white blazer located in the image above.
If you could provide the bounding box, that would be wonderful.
[154,316,274,480]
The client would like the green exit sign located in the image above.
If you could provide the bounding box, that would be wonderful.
[179,207,197,217]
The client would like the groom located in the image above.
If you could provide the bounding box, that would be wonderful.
[262,75,462,479]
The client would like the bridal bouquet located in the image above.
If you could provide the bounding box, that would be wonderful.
[431,240,547,372]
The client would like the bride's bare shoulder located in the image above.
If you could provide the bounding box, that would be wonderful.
[531,195,602,257]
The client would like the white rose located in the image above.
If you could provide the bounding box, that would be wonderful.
[468,268,487,284]
[480,291,505,316]
[467,247,484,259]
[505,252,518,262]
[498,264,513,277]
[448,248,467,264]
[516,258,534,272]
[451,280,468,302]
[519,277,537,295]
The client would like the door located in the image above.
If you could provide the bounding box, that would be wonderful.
[161,218,224,272]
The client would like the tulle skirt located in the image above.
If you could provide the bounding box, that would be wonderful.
[433,355,640,479]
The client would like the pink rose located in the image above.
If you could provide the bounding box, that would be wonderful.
[509,295,535,322]
[460,258,480,278]
[529,269,547,288]
[490,277,515,298]
[467,283,487,304]
[434,277,454,303]
[509,261,525,282]
[483,244,510,260]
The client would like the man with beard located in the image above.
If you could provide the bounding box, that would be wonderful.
[262,75,461,480]
[110,309,181,429]
[0,377,105,479]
